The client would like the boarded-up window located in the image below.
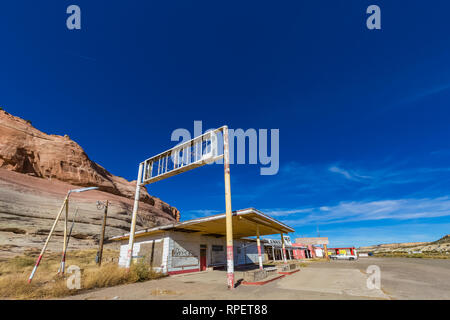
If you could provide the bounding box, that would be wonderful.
[139,241,163,267]
[211,245,225,265]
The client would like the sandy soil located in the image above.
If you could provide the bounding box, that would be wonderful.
[0,168,176,259]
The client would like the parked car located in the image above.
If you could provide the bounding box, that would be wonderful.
[330,254,358,261]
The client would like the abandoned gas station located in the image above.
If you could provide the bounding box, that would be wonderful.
[111,208,295,275]
[118,126,308,288]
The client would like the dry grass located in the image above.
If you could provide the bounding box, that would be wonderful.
[0,249,165,299]
[0,274,72,299]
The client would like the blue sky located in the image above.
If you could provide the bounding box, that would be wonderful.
[1,1,450,247]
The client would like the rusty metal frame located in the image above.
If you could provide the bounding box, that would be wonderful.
[140,127,225,185]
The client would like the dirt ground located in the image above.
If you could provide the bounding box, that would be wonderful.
[63,257,450,300]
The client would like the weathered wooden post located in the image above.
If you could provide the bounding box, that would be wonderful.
[97,200,109,266]
[60,197,69,275]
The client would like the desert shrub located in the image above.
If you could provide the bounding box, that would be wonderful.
[0,249,164,299]
[0,274,70,299]
[10,256,35,268]
[82,264,131,289]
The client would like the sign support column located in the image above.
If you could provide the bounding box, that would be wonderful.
[223,126,234,289]
[126,162,144,271]
[256,224,263,270]
[281,233,287,264]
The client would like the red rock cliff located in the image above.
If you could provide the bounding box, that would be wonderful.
[0,109,180,221]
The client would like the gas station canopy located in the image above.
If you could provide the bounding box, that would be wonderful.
[110,208,294,241]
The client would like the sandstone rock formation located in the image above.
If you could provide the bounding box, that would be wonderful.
[0,168,179,259]
[0,109,180,258]
[0,109,179,220]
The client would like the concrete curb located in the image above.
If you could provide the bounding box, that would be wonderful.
[241,274,286,286]
[278,269,300,275]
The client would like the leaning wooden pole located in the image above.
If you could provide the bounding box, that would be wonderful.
[28,195,68,283]
[59,197,69,275]
[125,163,144,271]
[223,126,235,289]
[58,208,79,273]
[97,200,109,266]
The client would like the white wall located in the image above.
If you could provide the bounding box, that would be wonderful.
[118,233,166,272]
[315,248,323,257]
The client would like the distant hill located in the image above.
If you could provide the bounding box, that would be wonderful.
[432,234,450,244]
[358,234,450,253]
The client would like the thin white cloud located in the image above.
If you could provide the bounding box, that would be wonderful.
[262,208,314,217]
[276,196,450,227]
[328,166,372,182]
[183,209,222,217]
[315,223,450,247]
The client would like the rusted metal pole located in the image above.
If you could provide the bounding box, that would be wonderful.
[126,162,144,271]
[28,195,68,283]
[223,126,234,289]
[281,233,287,264]
[97,200,109,266]
[256,224,263,270]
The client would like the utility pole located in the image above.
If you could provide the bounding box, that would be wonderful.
[97,200,109,266]
[60,195,69,275]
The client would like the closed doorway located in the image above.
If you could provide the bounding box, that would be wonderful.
[200,244,207,271]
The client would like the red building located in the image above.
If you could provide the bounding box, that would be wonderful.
[327,247,356,256]
[292,243,319,259]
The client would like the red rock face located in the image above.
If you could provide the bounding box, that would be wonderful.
[0,110,180,221]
